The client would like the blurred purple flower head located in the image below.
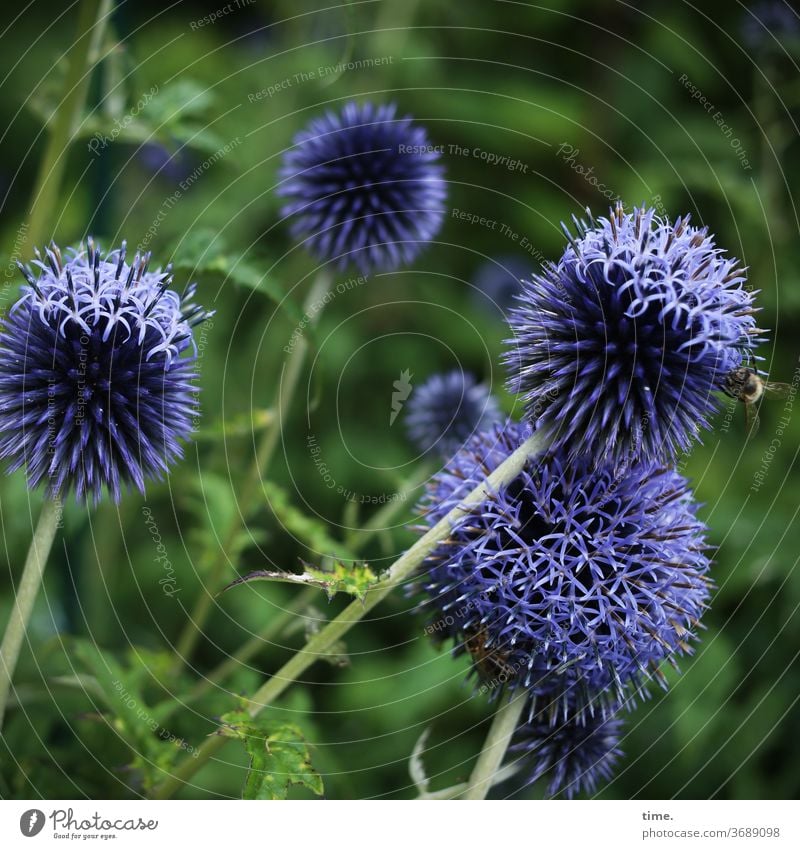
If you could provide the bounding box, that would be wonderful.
[405,370,502,457]
[742,1,800,51]
[138,141,196,184]
[471,255,530,316]
[278,101,447,273]
[513,697,624,798]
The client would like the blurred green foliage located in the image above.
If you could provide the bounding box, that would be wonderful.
[1,0,799,800]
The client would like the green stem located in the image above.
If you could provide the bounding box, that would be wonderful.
[459,689,528,800]
[344,461,433,548]
[0,499,61,729]
[162,586,316,721]
[25,0,111,251]
[152,431,545,798]
[171,271,331,672]
[419,762,522,800]
[174,461,430,715]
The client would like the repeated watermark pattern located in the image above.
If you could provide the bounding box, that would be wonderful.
[248,56,395,102]
[450,207,544,261]
[141,507,180,596]
[189,0,255,31]
[137,138,242,252]
[751,362,800,493]
[87,85,159,155]
[283,273,367,354]
[112,679,198,757]
[678,73,752,170]
[389,369,413,426]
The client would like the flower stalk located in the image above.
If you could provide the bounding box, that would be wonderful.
[460,690,527,800]
[171,270,331,671]
[152,430,545,798]
[0,498,61,729]
[25,0,111,250]
[0,0,110,731]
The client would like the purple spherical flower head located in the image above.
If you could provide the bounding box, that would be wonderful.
[416,421,712,714]
[278,101,447,273]
[0,241,212,503]
[513,697,624,798]
[471,255,530,316]
[504,203,761,467]
[405,370,502,457]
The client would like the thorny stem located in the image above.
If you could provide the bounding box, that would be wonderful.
[164,462,433,718]
[459,689,528,800]
[171,271,332,673]
[152,430,546,798]
[0,499,61,729]
[25,0,111,252]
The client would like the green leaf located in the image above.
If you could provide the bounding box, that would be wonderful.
[183,472,263,562]
[171,230,301,327]
[262,479,358,561]
[224,560,379,602]
[66,640,195,792]
[219,711,323,800]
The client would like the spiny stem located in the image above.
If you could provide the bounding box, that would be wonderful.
[0,499,61,729]
[25,0,111,251]
[459,689,528,800]
[152,431,545,798]
[168,462,431,717]
[171,271,332,672]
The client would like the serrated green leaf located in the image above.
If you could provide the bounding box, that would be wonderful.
[219,711,323,800]
[67,640,197,792]
[171,230,301,328]
[224,560,378,602]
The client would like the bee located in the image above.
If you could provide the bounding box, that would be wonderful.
[464,628,518,684]
[723,367,791,438]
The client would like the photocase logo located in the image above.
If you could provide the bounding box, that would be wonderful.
[19,810,45,837]
[389,369,413,425]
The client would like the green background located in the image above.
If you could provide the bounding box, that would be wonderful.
[1,0,798,799]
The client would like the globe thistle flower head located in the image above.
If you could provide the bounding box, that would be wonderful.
[471,255,530,316]
[504,203,761,466]
[742,1,800,52]
[278,101,446,273]
[416,421,712,713]
[405,370,502,457]
[0,240,212,503]
[513,698,624,798]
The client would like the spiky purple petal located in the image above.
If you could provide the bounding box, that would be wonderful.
[415,421,712,714]
[0,241,212,503]
[504,204,760,466]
